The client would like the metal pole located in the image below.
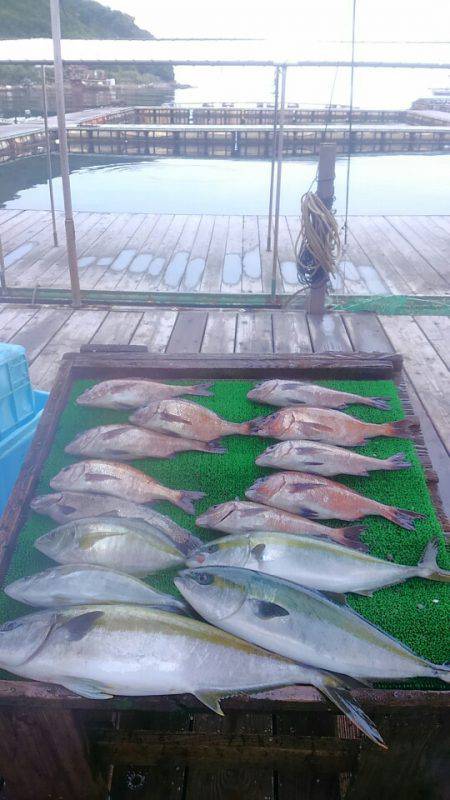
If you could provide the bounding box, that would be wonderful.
[266,65,280,251]
[0,231,7,294]
[41,65,58,247]
[50,0,81,306]
[270,65,287,301]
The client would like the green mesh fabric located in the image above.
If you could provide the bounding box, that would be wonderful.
[1,378,448,689]
[329,296,450,315]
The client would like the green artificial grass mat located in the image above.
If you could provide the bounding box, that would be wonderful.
[1,377,449,689]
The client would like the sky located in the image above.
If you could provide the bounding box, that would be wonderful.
[105,0,449,43]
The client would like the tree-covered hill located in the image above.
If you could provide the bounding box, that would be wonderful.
[0,0,174,83]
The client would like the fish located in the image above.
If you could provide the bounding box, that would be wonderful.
[50,460,204,514]
[77,379,213,410]
[256,440,411,477]
[196,500,368,551]
[34,517,188,575]
[0,603,385,746]
[65,424,226,460]
[130,399,249,442]
[248,406,418,446]
[4,564,189,613]
[30,492,201,552]
[176,566,450,688]
[246,472,425,530]
[248,380,390,410]
[186,534,448,594]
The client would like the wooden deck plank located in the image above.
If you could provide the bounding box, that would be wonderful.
[235,311,273,353]
[222,215,243,291]
[200,216,229,294]
[347,217,411,295]
[342,313,393,352]
[122,215,174,293]
[130,309,179,353]
[242,215,263,293]
[166,309,207,353]
[201,310,237,353]
[143,215,188,291]
[28,309,108,390]
[414,316,450,370]
[386,216,450,285]
[277,216,298,294]
[90,311,143,346]
[257,216,277,295]
[159,214,201,291]
[91,214,149,292]
[379,315,450,454]
[0,306,39,341]
[272,310,312,353]
[338,223,391,295]
[181,215,215,292]
[307,313,353,352]
[11,307,72,364]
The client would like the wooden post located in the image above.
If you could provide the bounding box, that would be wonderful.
[306,143,336,315]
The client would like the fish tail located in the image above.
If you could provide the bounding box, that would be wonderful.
[418,537,450,582]
[381,505,425,531]
[319,673,386,749]
[229,421,253,436]
[246,415,267,435]
[176,490,206,515]
[366,396,391,410]
[384,452,412,470]
[200,439,227,454]
[384,417,420,439]
[188,382,214,397]
[337,525,368,549]
[435,664,450,684]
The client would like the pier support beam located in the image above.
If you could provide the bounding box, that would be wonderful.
[266,66,280,251]
[270,64,287,300]
[41,65,58,248]
[50,0,81,307]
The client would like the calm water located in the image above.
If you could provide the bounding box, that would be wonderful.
[0,153,449,215]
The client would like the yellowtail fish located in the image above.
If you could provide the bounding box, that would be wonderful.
[248,406,418,446]
[0,604,384,746]
[77,379,213,410]
[34,517,188,575]
[65,424,226,460]
[246,471,425,530]
[131,399,250,442]
[256,440,411,477]
[186,534,448,594]
[176,566,450,687]
[50,460,204,514]
[30,493,201,551]
[248,380,390,409]
[5,565,189,613]
[196,500,367,551]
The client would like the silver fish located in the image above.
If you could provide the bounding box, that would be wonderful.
[176,566,450,687]
[30,492,201,552]
[248,406,417,446]
[186,534,449,594]
[65,424,226,460]
[256,440,411,477]
[4,565,189,613]
[248,380,390,410]
[0,604,378,741]
[50,460,204,515]
[77,379,213,410]
[246,472,425,530]
[196,500,367,551]
[130,399,249,442]
[34,517,187,576]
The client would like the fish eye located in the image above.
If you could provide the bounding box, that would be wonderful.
[207,544,219,553]
[0,620,20,632]
[192,572,214,586]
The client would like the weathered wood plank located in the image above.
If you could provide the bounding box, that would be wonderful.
[130,309,178,353]
[11,306,72,363]
[348,217,411,295]
[222,215,243,291]
[0,305,38,341]
[242,215,263,293]
[414,316,450,370]
[200,215,229,294]
[160,215,201,291]
[201,310,237,353]
[307,313,353,352]
[167,310,207,353]
[257,216,276,294]
[272,310,312,353]
[90,311,143,346]
[181,215,215,292]
[342,313,393,353]
[235,311,273,353]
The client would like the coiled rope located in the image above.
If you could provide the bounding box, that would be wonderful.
[294,191,341,286]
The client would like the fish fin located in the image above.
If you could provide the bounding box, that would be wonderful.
[386,417,420,439]
[247,415,271,434]
[368,396,391,410]
[319,673,386,749]
[203,439,227,454]
[385,453,411,470]
[194,691,225,715]
[161,410,192,425]
[113,401,137,411]
[101,427,131,440]
[59,503,78,515]
[303,461,325,467]
[60,678,114,700]
[287,482,320,493]
[301,422,334,436]
[251,543,266,560]
[85,473,115,483]
[436,664,450,684]
[320,591,348,606]
[188,382,214,397]
[419,538,450,583]
[297,507,319,519]
[338,525,367,548]
[57,610,104,641]
[382,506,425,530]
[352,589,375,597]
[176,491,206,515]
[241,507,268,517]
[249,598,290,619]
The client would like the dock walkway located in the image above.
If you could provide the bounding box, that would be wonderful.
[1,210,449,297]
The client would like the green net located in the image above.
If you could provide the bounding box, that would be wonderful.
[329,296,450,315]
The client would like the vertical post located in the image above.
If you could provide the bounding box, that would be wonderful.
[270,64,287,301]
[0,231,7,294]
[50,0,81,307]
[41,65,58,247]
[266,65,280,251]
[306,143,336,315]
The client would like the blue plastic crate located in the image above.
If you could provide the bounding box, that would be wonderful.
[0,343,35,440]
[0,389,48,518]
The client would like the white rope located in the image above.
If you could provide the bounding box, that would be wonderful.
[295,191,341,284]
